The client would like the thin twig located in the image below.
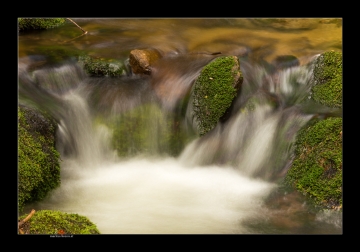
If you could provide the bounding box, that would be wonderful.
[66,18,88,34]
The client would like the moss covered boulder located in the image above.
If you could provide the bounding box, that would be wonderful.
[18,105,61,212]
[192,55,243,136]
[18,18,66,31]
[18,210,100,234]
[310,50,342,108]
[285,50,342,210]
[285,117,342,209]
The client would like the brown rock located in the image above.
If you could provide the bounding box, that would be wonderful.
[129,49,162,75]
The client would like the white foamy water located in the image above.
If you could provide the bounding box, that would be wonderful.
[36,157,275,234]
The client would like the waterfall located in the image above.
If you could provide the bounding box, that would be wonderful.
[18,55,341,234]
[180,59,316,180]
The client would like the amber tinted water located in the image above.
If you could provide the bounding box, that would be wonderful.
[18,18,342,62]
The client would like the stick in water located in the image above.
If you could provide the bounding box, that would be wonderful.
[66,18,88,34]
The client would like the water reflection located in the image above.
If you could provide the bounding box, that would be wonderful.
[18,18,342,64]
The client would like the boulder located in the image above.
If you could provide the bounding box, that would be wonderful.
[310,51,342,108]
[192,55,243,136]
[18,105,61,213]
[285,50,343,210]
[129,48,162,75]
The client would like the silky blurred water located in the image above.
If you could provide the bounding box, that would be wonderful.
[18,18,342,234]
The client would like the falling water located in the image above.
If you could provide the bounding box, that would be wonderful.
[18,51,342,234]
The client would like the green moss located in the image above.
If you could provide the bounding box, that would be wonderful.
[18,18,66,31]
[18,106,61,212]
[311,51,342,108]
[34,46,86,64]
[285,117,342,209]
[193,56,243,136]
[109,103,190,157]
[78,55,127,77]
[19,210,100,234]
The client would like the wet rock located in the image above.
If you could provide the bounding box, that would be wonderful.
[310,50,342,108]
[271,55,300,71]
[192,55,243,136]
[150,54,216,111]
[129,48,162,75]
[284,51,343,210]
[18,105,60,213]
[78,55,127,77]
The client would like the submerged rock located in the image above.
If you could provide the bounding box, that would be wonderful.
[271,55,300,71]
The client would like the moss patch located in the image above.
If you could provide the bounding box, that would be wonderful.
[18,105,60,212]
[18,210,100,234]
[193,56,243,136]
[78,55,127,77]
[18,18,66,31]
[311,51,342,108]
[285,117,342,209]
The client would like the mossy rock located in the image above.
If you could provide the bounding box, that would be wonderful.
[18,210,100,234]
[78,55,128,77]
[192,55,243,136]
[284,50,342,210]
[285,117,342,209]
[18,18,66,31]
[18,105,60,212]
[310,51,342,108]
[109,103,189,157]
